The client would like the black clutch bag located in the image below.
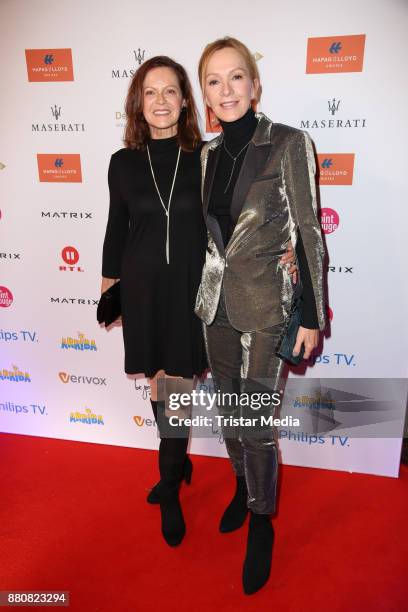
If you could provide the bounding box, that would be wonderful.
[97,281,121,327]
[275,279,305,365]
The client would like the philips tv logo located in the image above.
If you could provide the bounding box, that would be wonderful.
[318,154,355,185]
[306,34,366,73]
[25,48,74,82]
[37,154,82,182]
[60,332,97,351]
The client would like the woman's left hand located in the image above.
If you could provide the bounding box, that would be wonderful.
[280,242,298,283]
[293,327,319,360]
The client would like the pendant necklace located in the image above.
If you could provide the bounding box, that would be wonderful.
[146,144,181,264]
[222,139,251,194]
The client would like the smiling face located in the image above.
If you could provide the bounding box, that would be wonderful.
[203,47,259,123]
[142,66,185,139]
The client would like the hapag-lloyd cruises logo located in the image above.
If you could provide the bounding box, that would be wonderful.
[112,49,146,79]
[317,154,355,185]
[32,105,85,133]
[37,154,82,182]
[306,34,366,73]
[25,49,74,82]
[300,99,366,130]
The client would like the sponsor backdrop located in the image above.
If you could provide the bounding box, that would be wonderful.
[1,0,407,477]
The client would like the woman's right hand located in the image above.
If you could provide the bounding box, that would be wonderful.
[101,276,119,295]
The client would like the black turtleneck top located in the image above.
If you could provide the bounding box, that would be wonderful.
[208,107,318,329]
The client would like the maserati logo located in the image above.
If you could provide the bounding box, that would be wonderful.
[51,104,61,120]
[328,98,340,115]
[133,48,145,65]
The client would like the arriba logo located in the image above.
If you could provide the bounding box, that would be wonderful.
[25,49,74,82]
[32,105,85,133]
[59,371,106,385]
[37,154,82,182]
[60,332,97,351]
[59,246,84,272]
[0,286,13,308]
[112,49,146,78]
[70,408,104,425]
[317,154,355,185]
[306,34,366,73]
[319,208,339,234]
[0,365,31,383]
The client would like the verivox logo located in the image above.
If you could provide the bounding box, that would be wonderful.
[59,372,106,385]
[306,34,366,74]
[319,208,339,234]
[318,154,355,185]
[25,49,74,82]
[133,415,156,427]
[37,154,82,182]
[0,286,13,307]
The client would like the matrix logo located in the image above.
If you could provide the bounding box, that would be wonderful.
[0,286,13,308]
[319,208,339,234]
[306,34,366,73]
[329,42,342,54]
[25,48,74,82]
[59,245,84,272]
[0,365,31,383]
[59,372,106,385]
[318,154,355,185]
[60,332,97,351]
[37,154,82,182]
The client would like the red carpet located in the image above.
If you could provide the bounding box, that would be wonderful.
[0,432,407,611]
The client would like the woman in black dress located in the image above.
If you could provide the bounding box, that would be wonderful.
[101,55,296,549]
[101,56,207,547]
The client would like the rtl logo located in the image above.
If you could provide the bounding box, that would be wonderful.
[59,246,84,272]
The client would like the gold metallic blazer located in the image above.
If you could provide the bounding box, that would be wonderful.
[194,112,326,332]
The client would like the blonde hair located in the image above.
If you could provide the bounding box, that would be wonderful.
[198,36,261,102]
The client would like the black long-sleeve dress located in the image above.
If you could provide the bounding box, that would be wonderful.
[102,136,208,378]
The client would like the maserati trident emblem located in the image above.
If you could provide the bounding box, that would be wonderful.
[134,48,146,65]
[328,98,341,115]
[51,104,61,120]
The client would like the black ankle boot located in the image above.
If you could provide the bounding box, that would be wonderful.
[147,455,193,504]
[242,512,274,595]
[159,485,186,547]
[219,475,248,533]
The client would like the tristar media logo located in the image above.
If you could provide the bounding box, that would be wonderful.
[60,332,97,351]
[319,208,339,234]
[37,154,82,182]
[0,286,13,308]
[306,34,366,74]
[317,154,355,185]
[59,245,84,272]
[32,105,85,133]
[112,49,146,79]
[25,49,74,82]
[70,408,104,425]
[300,99,366,130]
[0,365,31,383]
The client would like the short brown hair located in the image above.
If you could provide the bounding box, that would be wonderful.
[124,56,201,151]
[198,36,261,101]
